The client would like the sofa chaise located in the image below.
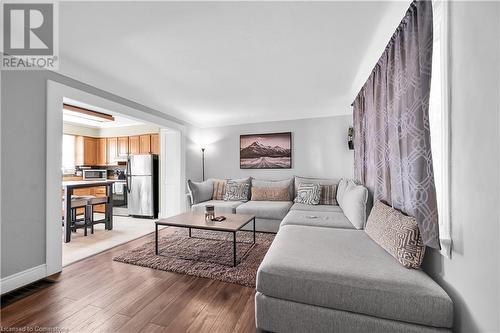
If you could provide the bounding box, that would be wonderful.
[186,176,453,332]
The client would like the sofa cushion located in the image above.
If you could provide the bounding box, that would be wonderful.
[281,210,354,229]
[257,225,453,328]
[187,179,213,204]
[191,200,244,215]
[339,180,368,229]
[294,183,321,205]
[236,201,293,220]
[252,178,294,201]
[290,203,343,213]
[366,201,426,269]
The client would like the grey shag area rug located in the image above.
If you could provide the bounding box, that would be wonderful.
[113,229,275,287]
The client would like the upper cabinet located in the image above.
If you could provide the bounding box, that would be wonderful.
[117,137,128,157]
[139,135,151,154]
[74,132,159,166]
[96,138,107,166]
[151,134,160,154]
[129,136,140,155]
[75,136,97,166]
[107,137,118,165]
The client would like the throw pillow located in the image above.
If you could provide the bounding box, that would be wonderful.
[339,180,368,229]
[365,201,426,269]
[187,179,214,204]
[252,178,294,201]
[212,179,227,200]
[224,181,250,201]
[319,184,338,205]
[251,186,290,201]
[294,183,321,205]
[336,178,349,206]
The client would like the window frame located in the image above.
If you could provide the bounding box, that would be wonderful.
[431,0,452,258]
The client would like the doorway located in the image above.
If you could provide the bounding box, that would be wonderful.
[47,81,185,275]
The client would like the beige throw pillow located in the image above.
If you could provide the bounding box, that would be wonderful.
[212,179,227,200]
[365,201,426,269]
[251,186,290,201]
[319,184,338,205]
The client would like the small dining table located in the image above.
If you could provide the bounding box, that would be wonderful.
[62,180,115,243]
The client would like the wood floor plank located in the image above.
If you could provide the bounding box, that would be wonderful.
[115,275,197,332]
[72,277,163,332]
[91,313,131,333]
[150,277,217,328]
[1,228,257,333]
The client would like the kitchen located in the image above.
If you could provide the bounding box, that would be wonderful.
[61,101,162,265]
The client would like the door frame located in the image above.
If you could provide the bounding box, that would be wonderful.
[46,80,186,275]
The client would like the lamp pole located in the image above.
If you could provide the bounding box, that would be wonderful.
[201,148,205,181]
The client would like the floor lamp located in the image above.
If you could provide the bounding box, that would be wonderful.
[201,148,205,181]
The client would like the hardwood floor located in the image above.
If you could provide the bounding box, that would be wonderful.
[0,228,256,332]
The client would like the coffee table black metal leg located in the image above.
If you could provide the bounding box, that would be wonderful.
[189,227,191,237]
[155,223,159,255]
[233,231,237,267]
[253,217,256,244]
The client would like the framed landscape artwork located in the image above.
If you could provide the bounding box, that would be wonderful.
[240,132,292,169]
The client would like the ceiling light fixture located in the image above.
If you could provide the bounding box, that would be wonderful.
[62,103,115,122]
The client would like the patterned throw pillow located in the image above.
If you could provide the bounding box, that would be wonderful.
[365,201,426,269]
[212,179,227,200]
[224,181,250,201]
[294,183,321,205]
[319,184,338,205]
[251,187,290,201]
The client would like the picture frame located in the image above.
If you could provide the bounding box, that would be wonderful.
[240,132,292,169]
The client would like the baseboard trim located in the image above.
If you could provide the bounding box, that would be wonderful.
[1,264,47,295]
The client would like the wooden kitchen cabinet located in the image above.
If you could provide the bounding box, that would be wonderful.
[151,134,160,154]
[107,137,118,165]
[129,136,140,154]
[139,135,151,154]
[96,138,107,166]
[75,136,97,166]
[117,137,128,157]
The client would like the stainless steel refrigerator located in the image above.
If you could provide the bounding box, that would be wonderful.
[127,154,159,218]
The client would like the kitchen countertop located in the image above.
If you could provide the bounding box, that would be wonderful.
[62,180,117,187]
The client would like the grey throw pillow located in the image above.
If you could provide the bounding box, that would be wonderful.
[339,180,368,229]
[187,179,214,204]
[294,183,321,205]
[224,181,250,201]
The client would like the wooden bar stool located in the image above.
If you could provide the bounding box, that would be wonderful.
[70,196,94,236]
[88,196,109,234]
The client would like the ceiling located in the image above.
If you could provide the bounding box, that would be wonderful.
[59,1,411,128]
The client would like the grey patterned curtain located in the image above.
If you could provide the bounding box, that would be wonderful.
[353,0,440,249]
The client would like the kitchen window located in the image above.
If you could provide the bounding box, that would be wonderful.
[62,134,76,175]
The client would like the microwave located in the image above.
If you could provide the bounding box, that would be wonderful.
[83,169,107,181]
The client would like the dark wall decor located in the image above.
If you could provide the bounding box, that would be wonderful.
[240,132,292,169]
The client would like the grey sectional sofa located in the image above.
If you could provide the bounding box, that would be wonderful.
[187,176,453,332]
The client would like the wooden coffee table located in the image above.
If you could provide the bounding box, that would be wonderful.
[155,212,256,266]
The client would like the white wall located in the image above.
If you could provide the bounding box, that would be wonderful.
[186,115,353,182]
[98,124,160,137]
[63,123,100,137]
[422,2,500,333]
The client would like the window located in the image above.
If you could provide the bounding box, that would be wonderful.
[429,0,451,258]
[62,134,76,175]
